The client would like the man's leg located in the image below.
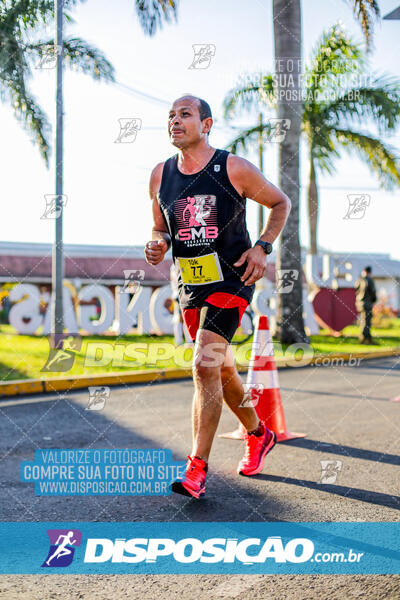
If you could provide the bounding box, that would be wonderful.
[359,309,367,342]
[171,327,227,498]
[220,344,277,477]
[173,299,275,498]
[191,328,228,461]
[180,307,201,444]
[220,345,259,431]
[364,306,373,341]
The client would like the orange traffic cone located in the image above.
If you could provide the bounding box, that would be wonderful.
[219,314,306,442]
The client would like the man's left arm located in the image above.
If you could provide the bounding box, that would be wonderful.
[227,155,291,286]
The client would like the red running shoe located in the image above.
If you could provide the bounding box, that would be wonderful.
[237,425,276,476]
[172,455,207,499]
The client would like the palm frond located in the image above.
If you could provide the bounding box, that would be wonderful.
[332,127,400,189]
[1,1,52,32]
[5,74,51,166]
[319,76,400,133]
[306,22,363,108]
[224,122,272,154]
[0,33,27,81]
[223,76,275,119]
[0,0,78,33]
[351,0,380,50]
[27,37,115,81]
[134,0,178,36]
[308,126,340,175]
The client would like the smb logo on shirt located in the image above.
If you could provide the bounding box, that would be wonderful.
[175,195,218,246]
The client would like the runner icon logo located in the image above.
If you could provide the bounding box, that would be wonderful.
[188,44,216,70]
[120,269,145,294]
[319,460,343,484]
[42,529,82,568]
[114,118,142,143]
[41,336,82,373]
[35,44,62,69]
[86,386,110,411]
[41,194,68,220]
[276,269,299,294]
[239,383,265,408]
[264,119,291,143]
[343,194,371,220]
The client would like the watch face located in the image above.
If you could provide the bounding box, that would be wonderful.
[257,241,272,254]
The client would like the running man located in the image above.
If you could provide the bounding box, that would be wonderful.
[45,531,77,565]
[145,95,291,499]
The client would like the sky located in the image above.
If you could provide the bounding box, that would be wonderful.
[1,0,400,259]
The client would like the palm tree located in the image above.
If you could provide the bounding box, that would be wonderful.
[267,0,380,343]
[0,0,115,166]
[304,25,400,254]
[0,0,178,166]
[224,23,400,258]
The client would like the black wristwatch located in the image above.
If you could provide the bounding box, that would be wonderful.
[254,240,273,255]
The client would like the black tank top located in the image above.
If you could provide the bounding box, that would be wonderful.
[158,148,255,308]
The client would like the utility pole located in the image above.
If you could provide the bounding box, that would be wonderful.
[258,112,264,236]
[51,0,64,348]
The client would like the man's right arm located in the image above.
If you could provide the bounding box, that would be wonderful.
[145,162,171,266]
[369,278,377,304]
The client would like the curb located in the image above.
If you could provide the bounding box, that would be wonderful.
[0,349,399,399]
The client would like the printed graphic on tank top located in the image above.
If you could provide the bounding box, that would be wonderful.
[158,148,255,308]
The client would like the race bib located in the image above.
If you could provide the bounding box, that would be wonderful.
[177,253,224,285]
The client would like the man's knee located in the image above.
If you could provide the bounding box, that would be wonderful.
[193,362,221,387]
[193,330,228,374]
[220,365,237,386]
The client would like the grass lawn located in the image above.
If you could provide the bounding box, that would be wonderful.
[313,320,400,353]
[0,320,399,382]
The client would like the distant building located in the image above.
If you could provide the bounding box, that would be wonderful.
[0,241,171,288]
[383,6,400,20]
[1,241,399,316]
[0,241,279,288]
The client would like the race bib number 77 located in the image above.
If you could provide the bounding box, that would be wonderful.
[177,253,224,285]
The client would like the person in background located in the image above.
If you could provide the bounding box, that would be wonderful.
[355,266,377,344]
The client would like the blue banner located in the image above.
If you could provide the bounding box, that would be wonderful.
[0,522,399,574]
[20,449,186,496]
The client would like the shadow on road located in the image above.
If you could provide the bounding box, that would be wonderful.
[281,387,391,402]
[257,474,400,510]
[0,392,297,523]
[358,357,400,373]
[283,438,400,466]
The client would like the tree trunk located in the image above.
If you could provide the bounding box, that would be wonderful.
[273,0,308,343]
[308,156,318,255]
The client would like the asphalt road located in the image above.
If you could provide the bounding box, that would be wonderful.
[0,356,399,598]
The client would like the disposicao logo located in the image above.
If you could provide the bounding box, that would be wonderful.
[83,536,314,564]
[42,529,82,567]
